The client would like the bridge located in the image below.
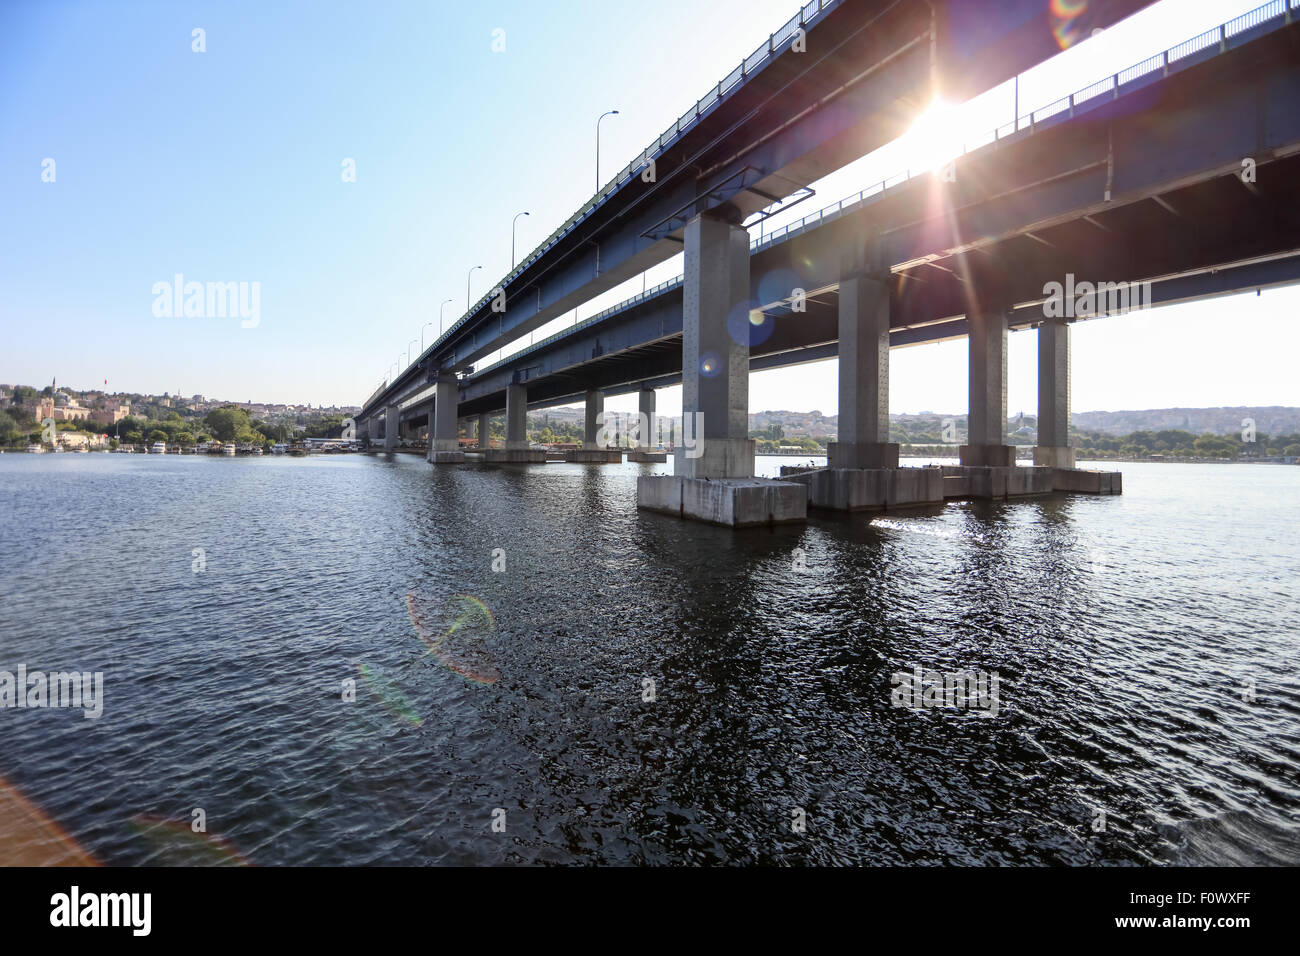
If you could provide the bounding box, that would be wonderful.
[355,0,1300,525]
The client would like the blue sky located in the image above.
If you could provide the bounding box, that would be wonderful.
[3,0,1296,418]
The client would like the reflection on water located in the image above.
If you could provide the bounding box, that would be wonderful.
[0,454,1296,865]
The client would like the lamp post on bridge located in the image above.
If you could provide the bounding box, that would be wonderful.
[421,321,433,351]
[439,298,454,336]
[407,339,418,367]
[596,110,619,193]
[467,265,482,313]
[511,211,530,269]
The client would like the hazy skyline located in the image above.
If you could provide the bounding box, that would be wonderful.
[3,0,1293,417]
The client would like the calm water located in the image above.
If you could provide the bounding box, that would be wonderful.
[1,452,1297,865]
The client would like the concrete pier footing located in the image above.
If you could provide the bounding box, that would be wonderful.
[627,450,668,462]
[1050,467,1122,494]
[958,444,1017,467]
[428,440,466,464]
[942,465,1052,499]
[1033,445,1077,469]
[786,467,943,511]
[483,448,546,463]
[564,448,622,463]
[637,475,807,527]
[938,465,1121,498]
[827,441,899,470]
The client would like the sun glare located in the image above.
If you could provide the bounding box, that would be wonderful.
[903,101,965,173]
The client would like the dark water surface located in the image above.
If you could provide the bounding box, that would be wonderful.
[1,453,1297,865]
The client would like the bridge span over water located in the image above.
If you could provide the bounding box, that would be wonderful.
[356,0,1300,525]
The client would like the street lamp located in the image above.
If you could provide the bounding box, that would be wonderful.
[511,211,530,269]
[421,321,433,350]
[439,297,454,335]
[596,109,619,192]
[408,339,418,366]
[467,264,483,311]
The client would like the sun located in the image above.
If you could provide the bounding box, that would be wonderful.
[903,100,964,174]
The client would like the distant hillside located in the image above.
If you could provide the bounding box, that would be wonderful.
[1072,407,1300,437]
[531,405,1300,439]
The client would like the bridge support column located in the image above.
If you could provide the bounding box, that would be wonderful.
[828,274,898,470]
[627,387,666,462]
[384,405,399,451]
[637,213,805,525]
[1033,320,1075,469]
[427,374,465,463]
[582,389,604,449]
[367,416,378,445]
[566,388,620,462]
[477,412,491,450]
[1029,319,1122,494]
[505,384,527,450]
[788,273,942,511]
[485,383,545,462]
[959,307,1017,468]
[637,387,656,448]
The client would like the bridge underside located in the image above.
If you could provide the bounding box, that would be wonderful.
[431,22,1300,419]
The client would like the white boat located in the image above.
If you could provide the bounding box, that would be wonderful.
[151,441,167,454]
[271,443,288,455]
[25,444,43,454]
[223,443,236,456]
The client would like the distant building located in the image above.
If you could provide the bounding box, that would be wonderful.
[91,404,130,425]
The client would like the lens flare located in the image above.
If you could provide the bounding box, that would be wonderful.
[1050,0,1090,50]
[406,592,500,684]
[129,814,251,866]
[0,775,97,866]
[357,662,423,727]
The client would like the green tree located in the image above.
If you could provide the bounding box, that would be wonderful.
[0,409,19,446]
[205,405,252,441]
[148,429,168,444]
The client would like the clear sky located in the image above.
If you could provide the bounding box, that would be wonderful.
[2,0,1294,418]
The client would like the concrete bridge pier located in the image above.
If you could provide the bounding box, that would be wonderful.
[476,412,491,450]
[790,273,942,511]
[627,386,666,462]
[1033,319,1122,494]
[565,388,621,462]
[367,416,378,447]
[427,374,465,463]
[637,212,805,526]
[485,382,545,462]
[384,405,399,451]
[949,305,1051,498]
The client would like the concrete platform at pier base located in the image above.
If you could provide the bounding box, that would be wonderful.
[564,449,623,463]
[626,449,668,463]
[785,467,944,512]
[482,449,547,463]
[1050,467,1123,494]
[427,450,466,464]
[637,475,807,527]
[941,465,1053,499]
